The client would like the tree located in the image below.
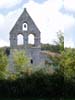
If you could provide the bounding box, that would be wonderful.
[0,48,8,79]
[50,31,75,80]
[54,31,64,53]
[48,31,64,76]
[63,48,75,79]
[13,50,30,74]
[41,43,60,53]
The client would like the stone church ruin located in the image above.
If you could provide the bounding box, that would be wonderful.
[9,8,46,68]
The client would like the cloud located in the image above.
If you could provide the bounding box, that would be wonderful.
[64,38,75,48]
[64,14,75,48]
[0,8,23,48]
[64,14,75,39]
[0,39,9,47]
[64,14,75,29]
[23,0,64,43]
[64,0,75,11]
[0,14,5,29]
[0,0,64,47]
[0,0,22,9]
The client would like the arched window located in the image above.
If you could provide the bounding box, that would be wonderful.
[22,22,28,31]
[28,34,34,45]
[17,34,23,45]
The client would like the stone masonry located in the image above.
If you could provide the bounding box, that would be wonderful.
[9,8,44,66]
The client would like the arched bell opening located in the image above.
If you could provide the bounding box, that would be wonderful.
[28,33,35,47]
[17,34,24,49]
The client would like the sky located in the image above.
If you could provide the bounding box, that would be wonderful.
[0,0,75,48]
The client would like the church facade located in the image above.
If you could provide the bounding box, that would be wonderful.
[9,8,45,65]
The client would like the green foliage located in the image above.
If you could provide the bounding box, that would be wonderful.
[0,49,8,71]
[54,31,64,53]
[49,31,75,80]
[41,43,60,53]
[0,70,63,98]
[63,48,75,79]
[0,67,75,98]
[48,31,64,68]
[13,50,30,73]
[0,48,8,79]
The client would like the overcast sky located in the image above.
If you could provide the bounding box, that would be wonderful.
[0,0,74,48]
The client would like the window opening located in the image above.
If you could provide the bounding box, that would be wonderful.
[17,34,23,45]
[22,23,28,31]
[28,34,34,46]
[31,59,33,64]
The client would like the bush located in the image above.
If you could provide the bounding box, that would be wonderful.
[64,79,75,98]
[0,70,64,98]
[0,68,75,98]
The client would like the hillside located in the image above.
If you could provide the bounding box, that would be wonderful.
[0,43,60,56]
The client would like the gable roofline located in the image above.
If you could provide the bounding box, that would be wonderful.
[10,8,40,34]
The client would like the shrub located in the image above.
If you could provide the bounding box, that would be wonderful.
[0,70,64,98]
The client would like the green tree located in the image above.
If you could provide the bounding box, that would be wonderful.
[41,43,60,53]
[48,31,64,76]
[50,31,75,80]
[13,50,29,73]
[63,48,75,79]
[54,31,64,53]
[0,48,8,79]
